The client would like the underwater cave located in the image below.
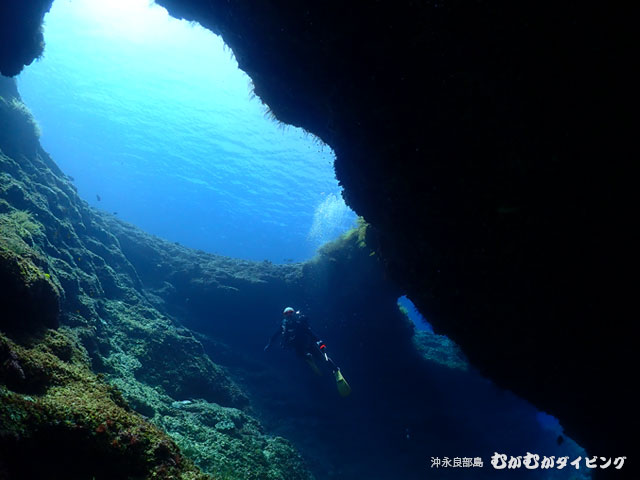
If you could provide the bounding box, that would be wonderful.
[0,1,633,480]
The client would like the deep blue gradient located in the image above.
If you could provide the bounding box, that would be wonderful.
[17,0,356,262]
[398,295,434,332]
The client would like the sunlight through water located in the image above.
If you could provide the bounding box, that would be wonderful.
[18,0,357,262]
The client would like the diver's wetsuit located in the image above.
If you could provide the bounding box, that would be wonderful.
[265,312,337,372]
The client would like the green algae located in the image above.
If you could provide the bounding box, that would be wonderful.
[0,89,42,161]
[0,209,61,332]
[411,330,469,371]
[0,209,42,237]
[0,330,211,480]
[94,298,312,480]
[0,209,44,257]
[316,216,370,258]
[158,400,312,480]
[0,94,41,141]
[95,297,248,408]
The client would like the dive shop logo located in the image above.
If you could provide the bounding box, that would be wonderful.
[429,454,627,470]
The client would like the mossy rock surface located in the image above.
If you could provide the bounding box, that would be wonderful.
[0,210,60,332]
[158,400,313,480]
[0,92,41,157]
[412,330,468,371]
[0,329,211,480]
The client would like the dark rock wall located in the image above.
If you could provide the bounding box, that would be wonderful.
[150,0,634,462]
[0,0,52,77]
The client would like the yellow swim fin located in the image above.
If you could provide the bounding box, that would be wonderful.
[335,369,351,397]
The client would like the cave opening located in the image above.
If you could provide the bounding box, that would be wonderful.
[397,294,433,332]
[16,0,357,263]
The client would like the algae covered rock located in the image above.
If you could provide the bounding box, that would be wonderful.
[0,329,211,479]
[412,330,468,371]
[0,79,41,157]
[158,400,314,480]
[0,209,60,333]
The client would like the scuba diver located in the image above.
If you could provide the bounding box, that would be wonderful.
[264,307,351,397]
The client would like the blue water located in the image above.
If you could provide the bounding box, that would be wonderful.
[17,0,357,262]
[398,295,434,332]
